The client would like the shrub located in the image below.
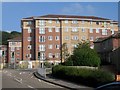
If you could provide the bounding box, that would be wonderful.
[52,65,115,87]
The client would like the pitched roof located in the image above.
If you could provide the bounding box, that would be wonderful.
[22,14,114,21]
[7,36,22,42]
[94,32,120,43]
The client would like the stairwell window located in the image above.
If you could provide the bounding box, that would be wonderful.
[102,29,107,35]
[39,28,45,34]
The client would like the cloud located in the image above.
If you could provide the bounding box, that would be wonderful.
[61,3,95,15]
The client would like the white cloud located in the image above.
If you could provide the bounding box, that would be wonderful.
[61,3,96,15]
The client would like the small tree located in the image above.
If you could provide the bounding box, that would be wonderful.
[72,41,101,67]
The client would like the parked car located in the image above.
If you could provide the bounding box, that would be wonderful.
[95,81,120,90]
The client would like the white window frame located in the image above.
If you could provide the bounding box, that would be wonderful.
[27,45,31,50]
[89,28,93,33]
[65,20,68,23]
[39,36,45,42]
[72,20,78,24]
[102,29,107,35]
[55,36,59,41]
[96,28,100,33]
[28,28,32,33]
[82,20,84,24]
[48,36,52,41]
[55,28,60,32]
[72,28,78,32]
[55,45,59,49]
[49,53,53,58]
[64,27,69,32]
[41,53,45,60]
[48,20,52,23]
[48,28,52,32]
[55,53,60,58]
[48,45,53,49]
[11,47,15,51]
[111,29,114,34]
[56,20,59,24]
[81,36,86,40]
[90,36,94,41]
[82,28,85,32]
[27,37,31,41]
[39,45,45,51]
[39,20,45,26]
[39,28,45,34]
[72,36,78,40]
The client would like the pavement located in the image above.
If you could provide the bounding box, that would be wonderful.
[34,72,93,90]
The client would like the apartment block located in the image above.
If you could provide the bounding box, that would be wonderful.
[21,14,118,63]
[0,45,7,65]
[7,37,22,66]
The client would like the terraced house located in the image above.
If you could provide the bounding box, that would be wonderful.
[21,14,118,65]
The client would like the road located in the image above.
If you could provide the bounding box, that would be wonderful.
[2,69,65,90]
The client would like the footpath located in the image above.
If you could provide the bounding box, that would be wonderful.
[34,72,93,90]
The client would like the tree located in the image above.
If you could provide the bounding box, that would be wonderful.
[62,43,70,62]
[72,41,101,67]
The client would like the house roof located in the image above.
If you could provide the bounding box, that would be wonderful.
[22,14,117,22]
[94,32,120,43]
[7,36,22,42]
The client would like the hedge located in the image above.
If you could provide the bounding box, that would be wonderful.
[52,65,115,87]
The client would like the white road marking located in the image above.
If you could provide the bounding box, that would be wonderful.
[27,85,34,88]
[14,78,22,83]
[38,79,41,82]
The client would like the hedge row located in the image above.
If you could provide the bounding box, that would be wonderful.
[52,65,115,87]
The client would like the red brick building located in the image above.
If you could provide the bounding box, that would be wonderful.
[21,14,118,65]
[7,37,22,67]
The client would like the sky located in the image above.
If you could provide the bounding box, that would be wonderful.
[2,2,118,32]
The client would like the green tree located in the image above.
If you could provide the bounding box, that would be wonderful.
[72,41,101,67]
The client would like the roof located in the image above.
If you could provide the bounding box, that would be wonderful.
[94,32,120,43]
[22,14,115,21]
[7,36,22,42]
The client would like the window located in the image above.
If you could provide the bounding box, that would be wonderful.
[16,58,20,61]
[55,45,59,49]
[72,20,78,24]
[48,20,52,23]
[96,28,100,33]
[55,28,60,32]
[81,36,86,40]
[39,28,45,34]
[48,28,52,32]
[96,22,99,25]
[55,53,60,58]
[64,27,69,32]
[39,36,45,42]
[11,47,15,51]
[39,45,45,51]
[72,36,78,40]
[48,45,53,49]
[16,47,20,50]
[90,21,92,24]
[49,53,53,58]
[65,20,68,23]
[39,20,45,25]
[65,36,69,40]
[27,37,31,41]
[41,53,45,60]
[111,29,114,34]
[26,54,31,58]
[28,28,32,33]
[72,28,78,32]
[55,36,59,40]
[82,21,84,24]
[56,20,59,23]
[90,36,94,41]
[27,45,31,50]
[11,52,15,58]
[48,36,52,40]
[89,28,93,33]
[72,44,77,48]
[102,29,107,35]
[16,52,20,56]
[82,28,85,32]
[27,21,32,25]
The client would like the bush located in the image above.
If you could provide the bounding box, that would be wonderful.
[52,65,115,87]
